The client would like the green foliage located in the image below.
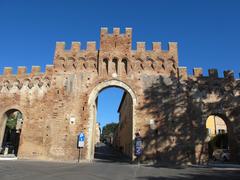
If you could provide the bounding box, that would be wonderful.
[6,115,17,130]
[102,122,118,137]
[6,111,22,130]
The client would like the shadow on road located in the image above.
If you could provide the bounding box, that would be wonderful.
[137,171,240,180]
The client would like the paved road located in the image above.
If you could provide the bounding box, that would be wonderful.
[0,160,240,180]
[0,144,239,180]
[94,142,130,162]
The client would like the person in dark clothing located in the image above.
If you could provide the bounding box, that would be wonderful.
[134,132,142,164]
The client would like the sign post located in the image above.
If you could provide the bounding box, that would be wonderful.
[77,132,85,163]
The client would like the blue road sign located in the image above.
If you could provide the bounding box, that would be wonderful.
[79,133,85,141]
[78,132,85,148]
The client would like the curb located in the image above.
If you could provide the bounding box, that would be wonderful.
[0,157,18,161]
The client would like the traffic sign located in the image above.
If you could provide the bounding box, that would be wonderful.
[78,132,85,148]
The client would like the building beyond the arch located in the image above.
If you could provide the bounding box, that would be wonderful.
[0,28,239,164]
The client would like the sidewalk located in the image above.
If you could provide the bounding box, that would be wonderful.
[0,154,17,161]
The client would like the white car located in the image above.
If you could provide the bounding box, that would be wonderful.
[212,149,230,161]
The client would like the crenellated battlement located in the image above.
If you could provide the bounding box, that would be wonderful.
[53,27,179,75]
[55,41,97,55]
[3,67,13,76]
[178,67,237,81]
[135,41,177,53]
[53,27,177,55]
[100,27,132,53]
[2,27,237,88]
[0,65,54,77]
[0,65,53,93]
[17,66,27,75]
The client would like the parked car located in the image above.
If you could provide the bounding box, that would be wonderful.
[212,149,230,161]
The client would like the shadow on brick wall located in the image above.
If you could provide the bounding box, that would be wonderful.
[139,71,240,165]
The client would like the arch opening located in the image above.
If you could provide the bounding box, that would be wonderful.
[112,58,118,74]
[103,58,109,74]
[122,58,128,75]
[205,115,231,162]
[0,109,24,157]
[88,80,137,161]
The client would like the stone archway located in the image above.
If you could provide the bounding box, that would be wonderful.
[205,115,228,159]
[0,109,24,156]
[88,79,137,160]
[199,112,238,163]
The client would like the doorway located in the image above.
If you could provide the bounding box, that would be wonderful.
[206,115,229,161]
[0,109,23,156]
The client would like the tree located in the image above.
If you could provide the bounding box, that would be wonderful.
[6,111,22,130]
[101,122,118,138]
[6,114,17,130]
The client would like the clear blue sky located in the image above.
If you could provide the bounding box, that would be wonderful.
[97,88,124,129]
[0,0,240,128]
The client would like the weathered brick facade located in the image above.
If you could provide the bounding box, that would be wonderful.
[114,92,133,157]
[0,28,239,164]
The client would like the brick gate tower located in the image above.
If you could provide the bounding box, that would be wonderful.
[0,28,239,164]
